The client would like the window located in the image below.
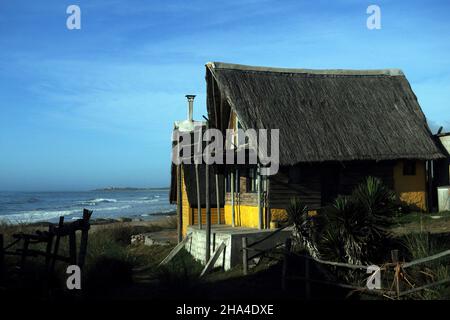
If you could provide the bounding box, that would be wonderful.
[225,171,231,192]
[246,167,258,193]
[225,169,240,193]
[403,160,416,176]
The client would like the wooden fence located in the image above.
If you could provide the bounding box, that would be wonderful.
[242,236,450,299]
[283,238,450,299]
[0,209,92,281]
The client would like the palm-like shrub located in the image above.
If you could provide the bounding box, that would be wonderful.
[352,176,397,229]
[324,194,392,265]
[287,176,397,265]
[322,196,369,264]
[286,197,323,258]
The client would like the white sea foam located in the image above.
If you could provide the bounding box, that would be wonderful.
[95,205,131,211]
[0,190,175,224]
[79,198,118,205]
[0,209,80,224]
[0,205,132,224]
[127,199,159,204]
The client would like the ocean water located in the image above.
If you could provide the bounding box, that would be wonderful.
[0,189,175,224]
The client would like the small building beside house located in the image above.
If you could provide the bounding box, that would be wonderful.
[433,132,450,211]
[435,132,450,186]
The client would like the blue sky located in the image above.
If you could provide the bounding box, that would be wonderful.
[0,0,449,191]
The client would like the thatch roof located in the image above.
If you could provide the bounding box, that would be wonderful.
[206,62,444,164]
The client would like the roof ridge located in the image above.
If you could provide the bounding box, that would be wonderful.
[206,61,404,77]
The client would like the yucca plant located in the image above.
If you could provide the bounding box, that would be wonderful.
[286,197,323,258]
[323,194,389,265]
[352,176,397,230]
[288,177,396,265]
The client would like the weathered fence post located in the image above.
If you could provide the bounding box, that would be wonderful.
[305,256,311,299]
[195,164,202,229]
[50,216,65,274]
[0,234,4,280]
[231,170,235,227]
[19,238,30,273]
[205,164,211,262]
[391,249,400,299]
[176,164,183,243]
[281,238,292,291]
[215,168,221,224]
[69,231,77,265]
[78,210,92,269]
[242,237,248,275]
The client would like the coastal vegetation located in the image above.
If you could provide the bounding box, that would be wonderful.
[286,177,450,299]
[1,180,450,300]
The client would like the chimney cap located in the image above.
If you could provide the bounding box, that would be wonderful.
[186,94,196,100]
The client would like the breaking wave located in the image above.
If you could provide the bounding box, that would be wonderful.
[79,198,118,205]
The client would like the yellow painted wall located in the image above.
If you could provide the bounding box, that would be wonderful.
[393,160,427,211]
[224,205,318,229]
[191,208,225,226]
[270,208,288,223]
[224,204,262,228]
[180,167,226,236]
[181,168,191,237]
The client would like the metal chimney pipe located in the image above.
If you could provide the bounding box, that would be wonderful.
[186,95,196,121]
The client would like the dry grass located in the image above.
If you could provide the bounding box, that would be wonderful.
[391,212,450,235]
[0,216,184,299]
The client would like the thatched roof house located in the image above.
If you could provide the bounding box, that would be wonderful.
[171,62,445,237]
[206,62,443,164]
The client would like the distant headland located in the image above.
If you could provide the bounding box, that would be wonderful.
[92,187,169,191]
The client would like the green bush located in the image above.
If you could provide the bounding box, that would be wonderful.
[288,177,397,265]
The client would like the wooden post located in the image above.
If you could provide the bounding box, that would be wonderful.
[231,170,235,227]
[20,238,30,272]
[78,210,91,269]
[215,168,221,224]
[426,160,433,212]
[305,256,311,299]
[257,165,263,230]
[78,228,89,269]
[420,214,424,233]
[195,164,202,229]
[50,216,64,274]
[205,164,211,262]
[391,249,400,299]
[69,231,77,265]
[265,177,271,229]
[281,238,292,291]
[159,234,192,266]
[200,242,226,278]
[177,164,183,243]
[242,237,248,275]
[0,234,4,280]
[44,228,54,270]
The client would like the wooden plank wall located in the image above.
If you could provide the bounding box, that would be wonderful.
[337,161,395,194]
[268,161,396,209]
[269,164,322,210]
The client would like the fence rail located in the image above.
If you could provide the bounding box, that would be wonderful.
[242,237,450,300]
[402,249,450,268]
[241,233,287,275]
